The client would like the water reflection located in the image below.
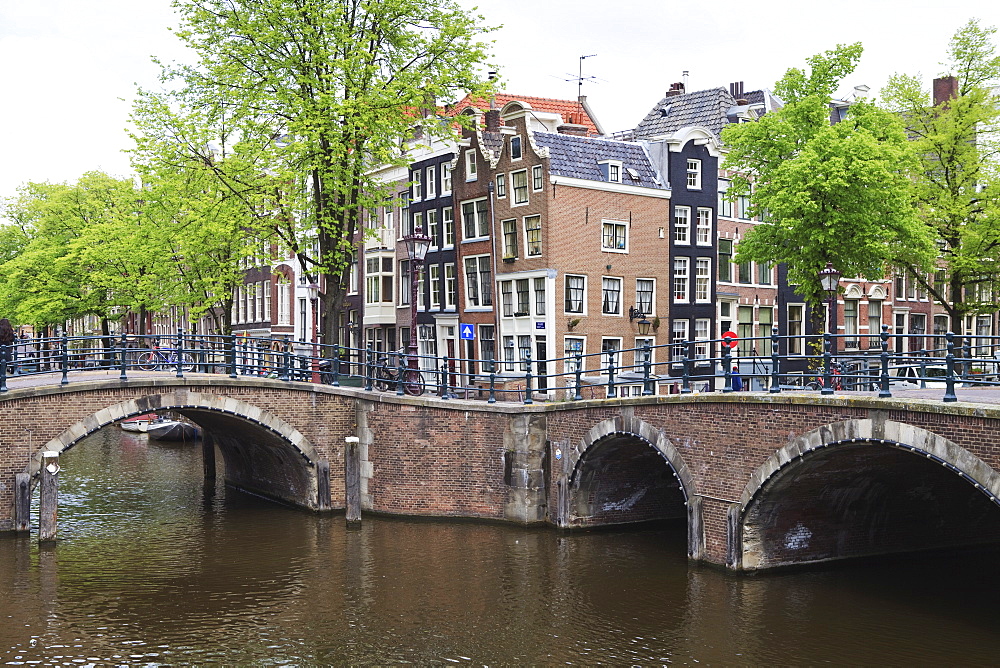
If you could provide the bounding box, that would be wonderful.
[2,427,1000,664]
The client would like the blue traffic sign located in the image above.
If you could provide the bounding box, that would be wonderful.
[460,323,475,340]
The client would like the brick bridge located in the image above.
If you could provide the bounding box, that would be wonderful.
[3,375,1000,571]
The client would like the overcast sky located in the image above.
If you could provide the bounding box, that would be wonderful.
[1,0,997,207]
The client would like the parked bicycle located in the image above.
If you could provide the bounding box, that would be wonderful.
[373,349,425,396]
[135,343,196,372]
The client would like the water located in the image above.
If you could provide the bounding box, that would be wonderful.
[3,428,1000,665]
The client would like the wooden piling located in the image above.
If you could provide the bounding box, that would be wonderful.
[202,432,216,481]
[39,451,59,543]
[344,436,360,525]
[317,458,331,511]
[14,473,30,532]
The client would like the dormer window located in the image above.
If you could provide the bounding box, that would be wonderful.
[510,136,522,160]
[599,160,623,183]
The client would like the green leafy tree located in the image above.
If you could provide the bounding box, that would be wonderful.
[881,18,1000,330]
[721,43,936,303]
[137,0,495,344]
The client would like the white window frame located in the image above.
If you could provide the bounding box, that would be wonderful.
[602,276,623,316]
[694,318,710,363]
[442,206,455,247]
[524,215,542,257]
[695,257,711,303]
[565,274,586,315]
[511,169,529,206]
[411,169,422,201]
[601,220,628,253]
[463,254,492,309]
[636,278,655,316]
[686,159,701,189]
[495,173,506,198]
[441,163,452,194]
[425,166,436,199]
[461,198,489,240]
[673,206,690,245]
[673,257,689,303]
[429,264,441,310]
[634,336,655,368]
[671,319,689,364]
[465,149,477,181]
[564,336,586,374]
[696,208,712,245]
[444,263,457,309]
[532,164,544,191]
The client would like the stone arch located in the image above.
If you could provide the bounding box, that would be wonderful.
[566,415,695,500]
[734,418,1000,569]
[26,389,326,510]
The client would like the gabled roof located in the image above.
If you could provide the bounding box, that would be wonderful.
[450,93,602,136]
[533,132,664,190]
[634,87,737,139]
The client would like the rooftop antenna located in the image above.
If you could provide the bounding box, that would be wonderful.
[562,54,598,126]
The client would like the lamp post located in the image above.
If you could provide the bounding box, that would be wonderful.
[818,262,842,351]
[403,225,431,370]
[305,280,320,382]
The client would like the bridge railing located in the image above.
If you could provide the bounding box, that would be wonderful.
[2,327,999,404]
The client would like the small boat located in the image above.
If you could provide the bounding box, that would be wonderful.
[147,420,201,442]
[120,413,160,433]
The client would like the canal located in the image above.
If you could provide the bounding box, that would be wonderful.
[3,427,1000,665]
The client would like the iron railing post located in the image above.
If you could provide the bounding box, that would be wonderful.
[919,350,928,389]
[573,353,583,401]
[642,343,654,396]
[722,339,733,393]
[523,352,533,404]
[770,326,780,394]
[229,334,238,378]
[0,344,7,392]
[944,332,958,402]
[879,324,891,398]
[821,333,833,395]
[364,346,374,392]
[488,358,497,404]
[332,346,341,387]
[60,332,69,385]
[681,344,691,394]
[606,351,616,398]
[119,332,128,381]
[440,356,451,399]
[176,328,185,378]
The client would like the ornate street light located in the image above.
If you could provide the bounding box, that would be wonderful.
[818,262,841,348]
[304,279,320,382]
[404,225,431,370]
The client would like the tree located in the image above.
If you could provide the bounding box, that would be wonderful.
[137,0,495,344]
[721,44,936,303]
[880,18,1000,332]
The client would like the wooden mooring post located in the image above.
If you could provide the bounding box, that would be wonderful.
[344,436,361,526]
[39,451,60,543]
[14,472,31,532]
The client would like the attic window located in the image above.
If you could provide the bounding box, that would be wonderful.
[598,160,623,183]
[660,104,672,117]
[626,167,641,182]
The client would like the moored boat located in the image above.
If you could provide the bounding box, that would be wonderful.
[120,413,160,433]
[147,420,201,442]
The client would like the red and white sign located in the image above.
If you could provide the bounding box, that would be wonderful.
[721,331,739,348]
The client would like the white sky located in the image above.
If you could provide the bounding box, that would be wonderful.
[1,0,998,207]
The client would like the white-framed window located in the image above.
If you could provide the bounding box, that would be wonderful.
[718,179,733,217]
[442,163,452,194]
[517,335,532,370]
[425,166,436,199]
[461,199,489,239]
[501,219,518,260]
[411,211,423,237]
[671,319,689,363]
[512,170,528,205]
[757,261,772,285]
[601,220,628,252]
[366,256,394,305]
[532,164,544,191]
[844,299,859,349]
[426,209,439,249]
[788,304,805,355]
[636,278,655,316]
[564,336,585,373]
[718,238,733,282]
[601,337,622,367]
[465,149,477,180]
[602,276,622,315]
[480,325,495,370]
[758,307,774,355]
[634,336,655,368]
[673,206,690,244]
[503,335,515,370]
[398,259,410,306]
[534,277,546,316]
[495,173,506,198]
[565,274,586,314]
[695,258,711,302]
[443,206,455,247]
[673,257,689,302]
[510,135,522,160]
[411,169,422,201]
[694,318,710,361]
[429,264,441,310]
[696,208,712,245]
[500,280,513,317]
[515,279,530,315]
[277,277,291,325]
[686,159,701,189]
[464,255,492,308]
[524,215,542,257]
[416,264,425,310]
[599,160,623,183]
[444,263,456,309]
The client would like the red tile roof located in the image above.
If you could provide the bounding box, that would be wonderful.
[449,93,601,136]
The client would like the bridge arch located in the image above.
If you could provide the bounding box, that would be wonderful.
[559,415,695,531]
[27,390,327,511]
[734,418,1000,570]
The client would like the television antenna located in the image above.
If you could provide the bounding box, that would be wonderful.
[564,54,599,99]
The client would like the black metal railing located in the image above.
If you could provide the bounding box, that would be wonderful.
[3,326,1000,405]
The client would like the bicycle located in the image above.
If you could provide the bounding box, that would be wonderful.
[372,349,425,396]
[135,344,196,372]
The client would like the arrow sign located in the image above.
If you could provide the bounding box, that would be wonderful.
[460,324,475,340]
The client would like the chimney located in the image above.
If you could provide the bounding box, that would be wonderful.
[683,70,689,91]
[729,81,745,99]
[485,109,501,132]
[665,82,685,97]
[557,123,589,136]
[933,76,958,107]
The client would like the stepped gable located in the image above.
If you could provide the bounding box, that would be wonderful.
[533,132,664,189]
[633,87,737,139]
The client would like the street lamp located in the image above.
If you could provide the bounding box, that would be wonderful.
[818,262,841,348]
[404,225,431,370]
[629,306,652,336]
[305,279,320,382]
